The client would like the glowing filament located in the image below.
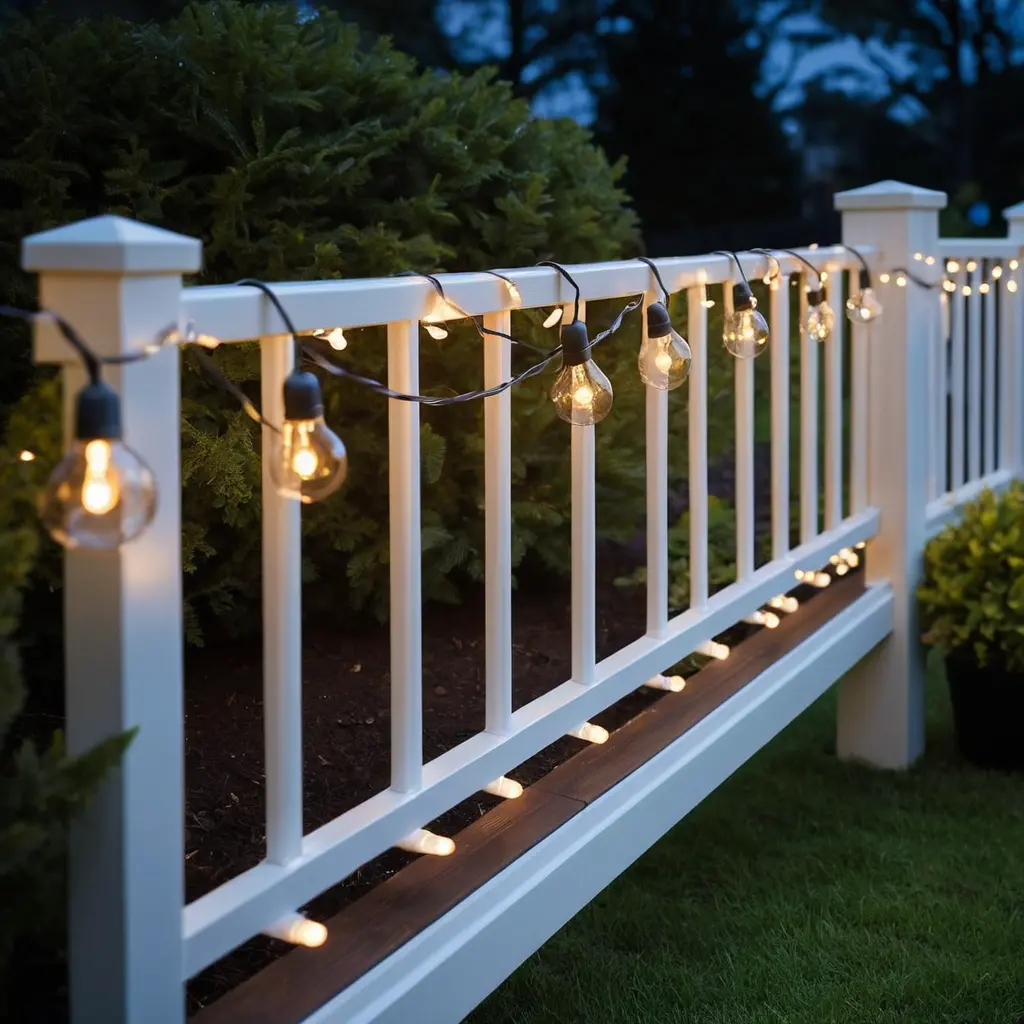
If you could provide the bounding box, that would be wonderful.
[18,450,34,462]
[82,440,118,515]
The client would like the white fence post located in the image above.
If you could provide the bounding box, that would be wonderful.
[22,216,200,1023]
[1001,201,1024,475]
[833,181,946,769]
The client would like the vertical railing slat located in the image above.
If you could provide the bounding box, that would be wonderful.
[850,301,869,514]
[999,260,1021,471]
[983,269,997,473]
[824,269,844,528]
[967,263,983,481]
[934,287,949,499]
[799,277,818,543]
[770,271,791,558]
[261,336,304,864]
[570,300,596,685]
[483,310,513,733]
[950,268,966,489]
[388,320,423,792]
[734,281,755,580]
[644,291,669,637]
[687,284,709,610]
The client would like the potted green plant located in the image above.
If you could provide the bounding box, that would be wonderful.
[918,483,1024,771]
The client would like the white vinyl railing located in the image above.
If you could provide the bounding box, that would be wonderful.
[19,181,1024,1024]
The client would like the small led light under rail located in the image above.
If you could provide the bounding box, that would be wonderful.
[643,673,686,692]
[769,594,799,614]
[262,912,328,948]
[567,722,609,744]
[696,640,730,660]
[744,610,780,629]
[396,829,456,856]
[483,776,523,799]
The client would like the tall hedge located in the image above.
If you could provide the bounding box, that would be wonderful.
[0,2,655,633]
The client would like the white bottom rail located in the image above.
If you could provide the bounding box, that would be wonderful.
[307,584,893,1024]
[184,509,880,975]
[925,468,1013,539]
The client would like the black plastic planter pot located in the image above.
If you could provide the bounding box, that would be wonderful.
[946,651,1024,771]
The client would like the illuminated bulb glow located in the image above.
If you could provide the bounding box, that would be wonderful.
[567,722,609,744]
[1009,280,1019,293]
[794,569,806,581]
[943,280,957,293]
[839,547,859,567]
[483,776,523,799]
[963,286,972,296]
[879,273,890,284]
[573,384,594,407]
[745,610,780,629]
[769,594,799,614]
[543,307,563,328]
[811,572,831,588]
[262,913,328,948]
[396,829,455,856]
[836,563,850,576]
[980,283,990,294]
[829,554,840,565]
[643,673,686,693]
[855,541,866,550]
[82,440,118,515]
[992,265,1003,279]
[424,323,448,340]
[896,275,907,288]
[946,261,960,273]
[913,252,923,261]
[696,639,730,660]
[18,450,35,462]
[925,256,935,266]
[967,260,978,272]
[1011,260,1020,271]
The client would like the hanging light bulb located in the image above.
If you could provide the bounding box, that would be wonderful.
[805,285,835,342]
[638,301,691,391]
[722,285,769,359]
[269,371,347,503]
[40,380,157,550]
[845,270,884,323]
[550,320,613,426]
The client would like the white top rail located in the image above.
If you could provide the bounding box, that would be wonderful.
[938,239,1022,259]
[181,246,869,342]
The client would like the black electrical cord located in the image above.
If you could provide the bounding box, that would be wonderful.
[636,256,670,306]
[536,260,581,324]
[771,248,824,288]
[748,248,784,285]
[887,268,939,290]
[837,243,871,276]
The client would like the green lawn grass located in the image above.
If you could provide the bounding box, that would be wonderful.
[470,672,1024,1024]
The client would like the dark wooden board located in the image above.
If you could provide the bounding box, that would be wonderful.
[193,572,867,1023]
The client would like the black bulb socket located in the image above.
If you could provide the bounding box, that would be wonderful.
[807,288,825,306]
[559,319,591,367]
[858,269,872,291]
[283,370,325,421]
[732,283,756,311]
[646,301,673,339]
[75,379,122,440]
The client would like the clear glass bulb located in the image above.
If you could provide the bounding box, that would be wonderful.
[550,359,613,426]
[806,301,835,342]
[845,288,883,323]
[270,416,348,503]
[638,328,691,391]
[722,306,769,359]
[40,438,157,549]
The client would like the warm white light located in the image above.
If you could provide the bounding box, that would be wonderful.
[82,440,118,515]
[896,275,907,288]
[946,260,960,274]
[573,383,594,407]
[424,323,448,340]
[962,285,972,296]
[794,569,806,581]
[291,446,319,480]
[980,282,991,294]
[836,563,850,576]
[879,273,890,284]
[809,242,819,251]
[811,571,831,588]
[262,913,328,948]
[396,829,455,856]
[1011,260,1020,271]
[696,639,730,660]
[543,307,563,329]
[992,265,1004,279]
[644,673,685,692]
[1009,280,1019,294]
[762,274,772,286]
[855,541,866,550]
[769,594,799,614]
[829,554,840,565]
[925,256,936,266]
[943,280,957,293]
[483,776,523,799]
[325,327,347,350]
[18,450,35,462]
[701,298,716,309]
[839,547,859,567]
[745,610,780,629]
[567,722,609,744]
[967,260,978,272]
[913,252,923,261]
